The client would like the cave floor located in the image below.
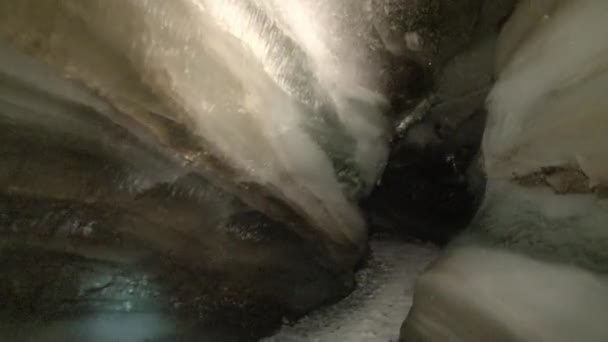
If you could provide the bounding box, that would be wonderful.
[264,237,439,342]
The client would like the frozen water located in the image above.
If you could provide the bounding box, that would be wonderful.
[0,0,391,250]
[400,2,608,340]
[485,0,608,182]
[264,237,438,342]
[401,246,608,342]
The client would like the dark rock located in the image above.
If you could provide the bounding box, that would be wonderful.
[364,0,516,245]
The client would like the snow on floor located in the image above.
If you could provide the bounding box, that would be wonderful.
[264,237,439,342]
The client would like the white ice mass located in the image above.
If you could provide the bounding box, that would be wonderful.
[2,0,608,341]
[402,1,608,341]
[0,0,390,254]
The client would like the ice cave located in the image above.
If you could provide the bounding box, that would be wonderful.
[0,0,607,341]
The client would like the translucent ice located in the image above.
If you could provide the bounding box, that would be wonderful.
[0,0,390,252]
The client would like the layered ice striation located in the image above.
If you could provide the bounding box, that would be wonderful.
[0,0,391,256]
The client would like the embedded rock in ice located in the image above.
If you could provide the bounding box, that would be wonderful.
[485,0,608,183]
[401,1,608,340]
[371,0,482,65]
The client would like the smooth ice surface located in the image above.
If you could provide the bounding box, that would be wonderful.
[265,238,438,342]
[485,0,608,182]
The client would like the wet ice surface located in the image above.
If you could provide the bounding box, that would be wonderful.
[264,237,439,342]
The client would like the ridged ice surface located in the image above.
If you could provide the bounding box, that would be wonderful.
[265,238,438,342]
[0,0,390,250]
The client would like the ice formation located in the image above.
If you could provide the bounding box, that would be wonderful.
[485,0,608,182]
[480,0,608,269]
[0,0,390,255]
[402,1,608,340]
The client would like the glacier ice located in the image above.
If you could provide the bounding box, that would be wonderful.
[485,0,608,182]
[0,3,400,337]
[401,1,608,340]
[266,238,438,342]
[0,0,391,256]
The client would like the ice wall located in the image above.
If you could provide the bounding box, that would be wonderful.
[0,0,390,254]
[401,1,608,340]
[402,247,608,342]
[480,0,608,269]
